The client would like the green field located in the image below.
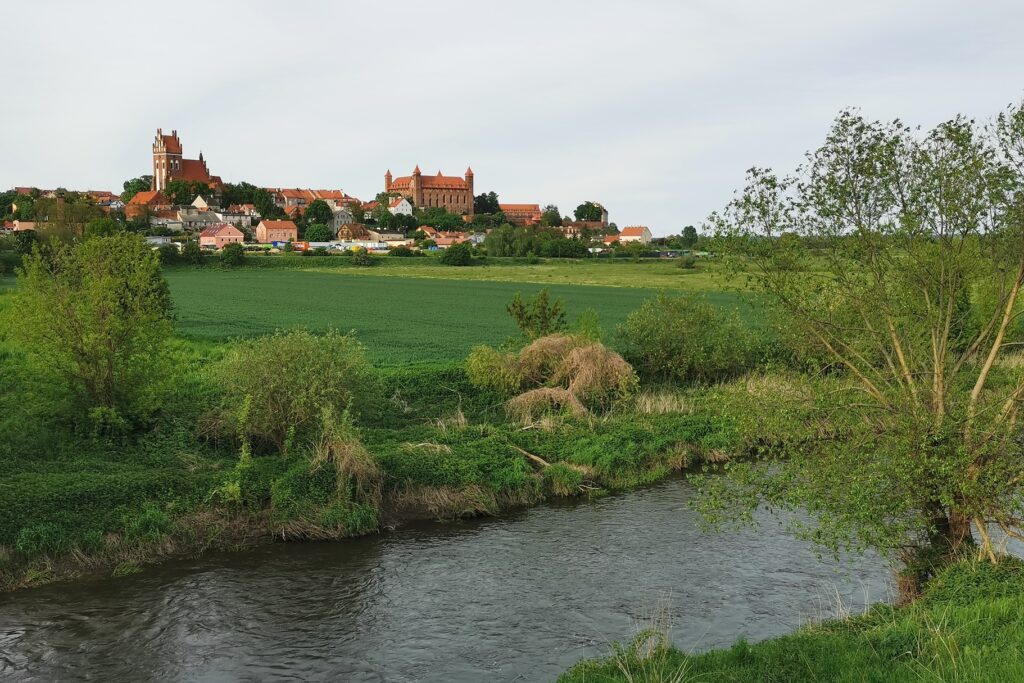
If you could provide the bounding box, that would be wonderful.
[164,264,757,364]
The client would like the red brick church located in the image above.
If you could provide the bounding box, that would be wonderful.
[151,129,221,191]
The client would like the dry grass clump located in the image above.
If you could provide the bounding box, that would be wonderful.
[632,390,693,415]
[465,334,639,423]
[311,409,382,506]
[507,387,587,423]
[997,350,1024,369]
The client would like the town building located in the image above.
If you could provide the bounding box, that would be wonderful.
[151,129,222,191]
[499,203,542,226]
[255,219,298,244]
[336,223,370,241]
[616,226,653,244]
[125,190,172,219]
[198,223,244,249]
[388,197,413,215]
[385,166,474,216]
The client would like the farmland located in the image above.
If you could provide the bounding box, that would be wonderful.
[164,261,757,364]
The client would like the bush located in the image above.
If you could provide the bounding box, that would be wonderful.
[181,240,204,265]
[466,345,523,396]
[388,245,419,257]
[156,243,180,265]
[440,241,473,266]
[351,248,375,267]
[618,294,756,384]
[303,223,333,242]
[677,255,697,269]
[220,242,245,267]
[210,330,377,450]
[507,288,567,339]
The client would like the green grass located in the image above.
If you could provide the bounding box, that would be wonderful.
[560,559,1024,683]
[164,266,758,364]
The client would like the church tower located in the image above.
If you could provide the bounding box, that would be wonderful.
[152,129,183,191]
[411,165,423,207]
[465,166,474,216]
[384,169,393,192]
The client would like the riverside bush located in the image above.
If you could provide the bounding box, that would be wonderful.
[209,329,376,450]
[617,294,756,384]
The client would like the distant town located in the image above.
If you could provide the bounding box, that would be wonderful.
[1,129,705,257]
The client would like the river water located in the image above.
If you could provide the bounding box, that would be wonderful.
[0,479,891,682]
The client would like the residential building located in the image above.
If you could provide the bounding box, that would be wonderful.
[269,188,360,212]
[151,129,222,191]
[385,166,474,216]
[617,226,653,244]
[255,219,298,243]
[198,223,244,249]
[388,197,413,215]
[499,203,542,226]
[367,229,405,242]
[336,223,370,241]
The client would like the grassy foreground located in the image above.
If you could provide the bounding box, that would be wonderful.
[560,558,1024,682]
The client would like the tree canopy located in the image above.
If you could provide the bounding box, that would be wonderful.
[574,201,603,222]
[304,199,334,227]
[703,103,1024,591]
[121,176,152,204]
[474,191,500,214]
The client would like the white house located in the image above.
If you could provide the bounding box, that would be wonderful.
[616,226,653,244]
[388,197,413,216]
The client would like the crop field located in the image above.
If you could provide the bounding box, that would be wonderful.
[164,267,757,364]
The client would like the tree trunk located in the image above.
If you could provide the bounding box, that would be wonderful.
[898,506,975,603]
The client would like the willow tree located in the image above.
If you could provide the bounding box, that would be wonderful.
[704,104,1024,592]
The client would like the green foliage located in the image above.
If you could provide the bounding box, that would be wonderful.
[15,523,68,557]
[540,204,562,227]
[574,201,603,222]
[83,217,121,239]
[123,502,173,543]
[164,180,210,206]
[210,329,376,450]
[571,308,603,341]
[9,233,175,428]
[219,242,245,267]
[474,191,500,214]
[618,294,756,384]
[156,243,180,264]
[484,224,587,258]
[303,223,333,242]
[387,245,419,257]
[303,200,334,229]
[120,176,152,204]
[466,345,523,396]
[439,241,473,266]
[676,255,696,269]
[542,462,583,496]
[351,249,375,267]
[181,239,204,265]
[507,288,567,339]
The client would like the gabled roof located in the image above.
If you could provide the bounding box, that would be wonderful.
[603,234,620,244]
[389,197,408,208]
[127,190,169,206]
[619,226,649,237]
[159,134,182,154]
[258,219,298,230]
[499,204,541,212]
[179,158,215,184]
[199,223,243,237]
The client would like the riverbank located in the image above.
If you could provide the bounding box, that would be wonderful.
[560,557,1024,682]
[0,360,736,593]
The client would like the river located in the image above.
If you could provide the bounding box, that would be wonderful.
[0,478,891,682]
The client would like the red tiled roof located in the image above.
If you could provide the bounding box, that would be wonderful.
[389,171,469,191]
[603,234,619,244]
[127,190,169,206]
[259,219,298,232]
[179,159,214,184]
[160,134,182,154]
[499,204,541,211]
[389,198,408,208]
[619,226,648,237]
[199,223,244,237]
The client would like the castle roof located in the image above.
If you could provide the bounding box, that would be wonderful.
[389,173,470,190]
[499,204,541,212]
[159,133,182,154]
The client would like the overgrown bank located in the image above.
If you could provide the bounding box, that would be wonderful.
[560,558,1024,682]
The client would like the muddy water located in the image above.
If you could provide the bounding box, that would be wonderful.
[0,479,891,682]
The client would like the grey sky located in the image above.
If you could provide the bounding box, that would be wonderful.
[4,0,1023,235]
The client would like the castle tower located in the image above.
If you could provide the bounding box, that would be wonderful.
[465,166,474,216]
[384,169,393,192]
[411,165,422,208]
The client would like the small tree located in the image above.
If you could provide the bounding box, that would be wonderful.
[10,234,173,428]
[439,241,473,266]
[220,242,245,267]
[181,239,204,265]
[304,223,334,242]
[304,199,334,228]
[84,217,121,239]
[507,288,567,339]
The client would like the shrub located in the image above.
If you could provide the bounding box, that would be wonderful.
[210,330,377,450]
[677,255,697,269]
[303,223,333,242]
[15,523,68,557]
[157,243,180,265]
[618,294,756,384]
[220,242,245,267]
[388,245,419,257]
[351,249,375,267]
[507,288,567,339]
[123,502,173,543]
[181,239,204,264]
[440,241,473,266]
[466,345,523,396]
[551,343,639,410]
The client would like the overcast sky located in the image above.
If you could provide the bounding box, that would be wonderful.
[4,1,1023,235]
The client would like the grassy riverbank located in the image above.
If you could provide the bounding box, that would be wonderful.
[560,558,1024,682]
